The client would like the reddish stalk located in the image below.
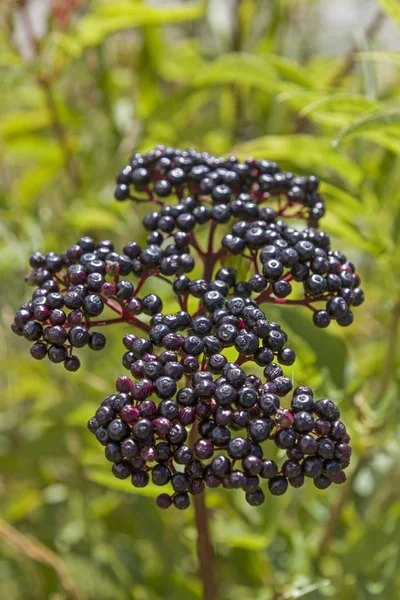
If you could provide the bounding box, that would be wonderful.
[155,274,173,286]
[189,425,218,600]
[129,193,164,206]
[190,232,206,258]
[133,272,148,296]
[256,289,330,312]
[86,317,127,327]
[103,298,150,334]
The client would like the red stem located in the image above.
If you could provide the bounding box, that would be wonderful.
[208,222,216,256]
[86,317,127,327]
[256,289,331,311]
[129,193,164,207]
[103,298,150,333]
[190,232,206,258]
[189,425,218,600]
[133,272,148,296]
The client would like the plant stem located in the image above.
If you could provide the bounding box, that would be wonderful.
[189,425,218,600]
[0,518,82,600]
[189,220,218,599]
[256,290,328,311]
[39,77,80,187]
[232,0,245,139]
[193,493,218,600]
[19,2,80,187]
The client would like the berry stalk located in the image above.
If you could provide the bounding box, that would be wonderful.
[190,424,218,600]
[191,229,219,600]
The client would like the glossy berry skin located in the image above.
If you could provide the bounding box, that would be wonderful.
[68,326,90,347]
[268,476,288,496]
[23,321,43,341]
[30,342,47,360]
[246,488,265,506]
[156,493,173,509]
[89,332,106,351]
[64,356,80,372]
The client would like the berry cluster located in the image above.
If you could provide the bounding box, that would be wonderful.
[115,146,325,225]
[222,221,364,328]
[10,237,174,371]
[12,145,361,508]
[87,291,351,509]
[88,362,350,509]
[115,146,363,328]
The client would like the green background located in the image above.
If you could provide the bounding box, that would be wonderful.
[1,1,400,598]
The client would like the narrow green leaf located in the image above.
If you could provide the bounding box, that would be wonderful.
[278,89,326,109]
[357,130,400,154]
[323,214,383,255]
[222,533,268,551]
[65,208,122,231]
[98,1,205,18]
[259,53,314,88]
[276,308,348,388]
[333,107,400,146]
[15,162,62,206]
[0,110,51,139]
[87,468,165,498]
[299,93,379,117]
[5,136,62,163]
[232,135,363,186]
[319,182,367,224]
[76,2,206,47]
[193,53,293,94]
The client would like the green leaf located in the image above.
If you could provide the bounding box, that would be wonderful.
[232,135,363,186]
[6,489,42,521]
[0,110,51,139]
[5,136,62,163]
[193,53,292,94]
[333,107,400,146]
[221,532,268,551]
[319,182,367,223]
[355,130,400,154]
[65,208,122,231]
[276,308,348,388]
[76,2,206,47]
[323,213,383,255]
[14,162,63,206]
[259,53,314,88]
[377,0,400,25]
[299,93,379,118]
[161,40,206,83]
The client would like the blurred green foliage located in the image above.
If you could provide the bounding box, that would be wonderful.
[1,1,400,599]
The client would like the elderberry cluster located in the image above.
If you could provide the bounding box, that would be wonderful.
[88,362,350,509]
[87,288,351,509]
[11,236,173,371]
[115,146,325,225]
[12,145,362,509]
[222,221,364,328]
[115,145,364,327]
